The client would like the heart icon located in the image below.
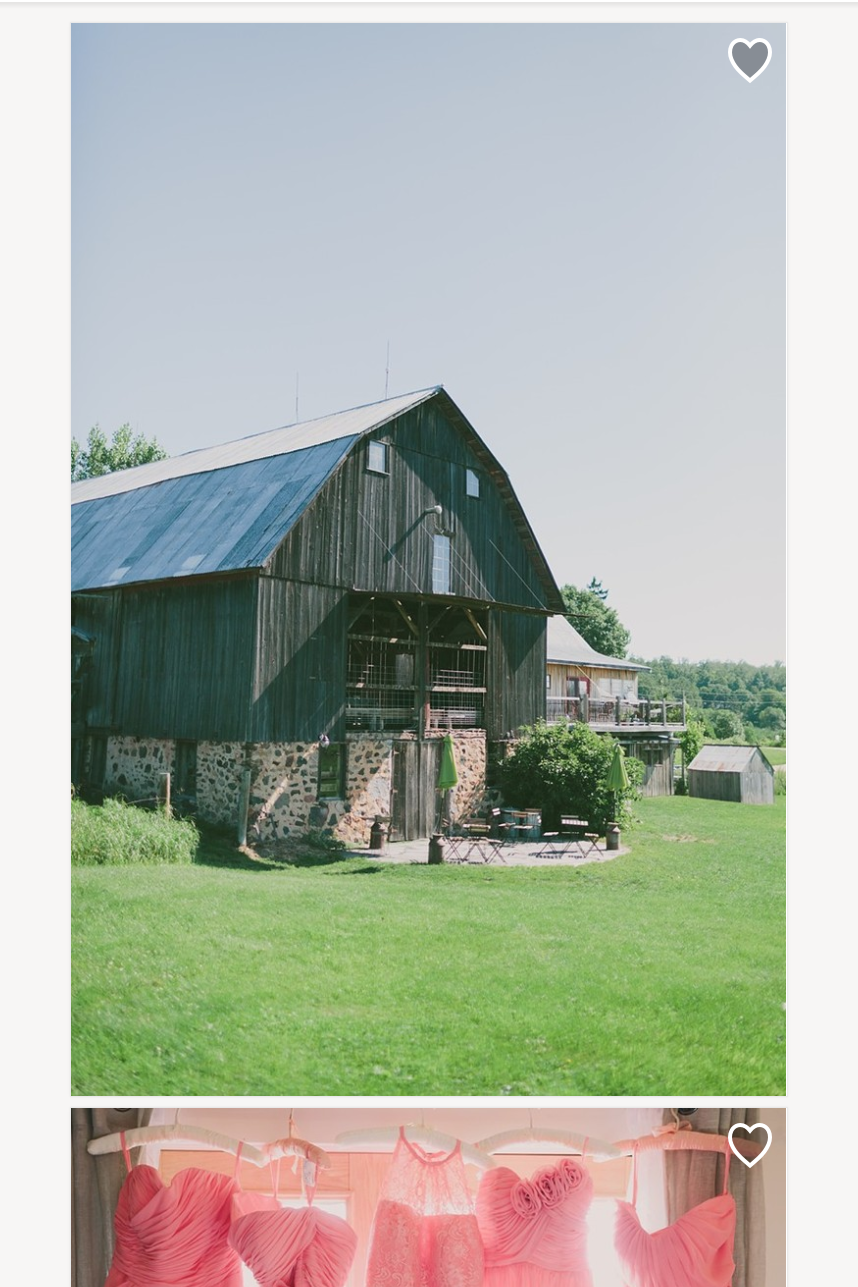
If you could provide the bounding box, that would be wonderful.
[728,38,773,83]
[728,1122,772,1168]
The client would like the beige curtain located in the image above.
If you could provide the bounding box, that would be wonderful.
[664,1108,764,1287]
[72,1107,153,1287]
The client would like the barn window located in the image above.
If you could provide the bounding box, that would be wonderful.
[366,441,388,474]
[465,468,480,498]
[432,535,451,594]
[318,744,345,798]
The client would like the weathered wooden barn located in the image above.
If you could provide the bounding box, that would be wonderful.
[71,387,564,842]
[687,744,775,804]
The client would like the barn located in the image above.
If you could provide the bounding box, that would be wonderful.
[71,386,564,843]
[686,744,775,804]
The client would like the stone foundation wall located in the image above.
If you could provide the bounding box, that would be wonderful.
[102,729,490,846]
[196,742,247,827]
[105,736,173,801]
[440,730,487,823]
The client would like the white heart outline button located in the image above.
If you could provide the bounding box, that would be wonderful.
[728,1122,772,1168]
[728,38,773,83]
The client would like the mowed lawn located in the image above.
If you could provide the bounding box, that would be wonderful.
[72,796,785,1095]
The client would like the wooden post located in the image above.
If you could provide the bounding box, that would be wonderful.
[237,768,252,846]
[158,771,171,816]
[581,691,589,723]
[661,699,667,725]
[615,696,621,726]
[682,695,687,725]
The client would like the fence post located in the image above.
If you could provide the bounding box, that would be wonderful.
[158,771,171,816]
[237,768,252,846]
[661,700,667,725]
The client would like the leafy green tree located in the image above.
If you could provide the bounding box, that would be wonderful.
[678,717,706,786]
[710,709,745,740]
[500,721,638,833]
[71,423,167,481]
[560,581,631,658]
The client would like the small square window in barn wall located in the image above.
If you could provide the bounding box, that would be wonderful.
[367,441,388,473]
[432,535,451,595]
[175,741,197,797]
[319,744,345,798]
[466,468,480,498]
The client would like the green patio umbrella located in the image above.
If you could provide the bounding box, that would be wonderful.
[436,734,459,830]
[606,743,630,822]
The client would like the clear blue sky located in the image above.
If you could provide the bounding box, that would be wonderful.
[72,21,785,663]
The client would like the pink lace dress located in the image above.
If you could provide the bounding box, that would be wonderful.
[476,1156,594,1287]
[366,1129,484,1287]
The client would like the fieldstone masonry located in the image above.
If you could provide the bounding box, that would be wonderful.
[105,730,490,847]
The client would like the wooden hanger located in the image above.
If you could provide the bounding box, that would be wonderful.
[265,1111,331,1168]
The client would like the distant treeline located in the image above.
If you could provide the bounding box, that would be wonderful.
[630,656,786,744]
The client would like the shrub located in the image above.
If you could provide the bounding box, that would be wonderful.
[500,721,639,834]
[71,797,198,866]
[774,769,786,796]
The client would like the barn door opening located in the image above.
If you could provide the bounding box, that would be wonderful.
[391,740,443,840]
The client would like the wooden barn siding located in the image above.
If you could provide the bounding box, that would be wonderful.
[688,770,742,803]
[250,578,347,743]
[111,577,258,741]
[487,611,547,738]
[266,403,550,612]
[72,590,122,730]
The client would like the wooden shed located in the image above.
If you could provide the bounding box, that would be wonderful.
[687,744,775,804]
[71,386,564,842]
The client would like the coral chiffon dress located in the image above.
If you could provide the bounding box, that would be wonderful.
[366,1128,484,1287]
[476,1152,594,1287]
[104,1133,243,1287]
[228,1158,357,1287]
[614,1144,736,1287]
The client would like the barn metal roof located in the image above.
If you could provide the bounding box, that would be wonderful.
[70,387,440,505]
[687,745,774,773]
[70,385,564,611]
[71,436,357,591]
[546,615,648,672]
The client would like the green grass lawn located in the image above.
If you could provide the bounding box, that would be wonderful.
[760,745,786,765]
[71,796,785,1096]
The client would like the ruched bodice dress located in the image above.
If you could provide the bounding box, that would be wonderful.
[476,1157,594,1287]
[228,1164,357,1287]
[104,1136,242,1287]
[366,1129,484,1287]
[614,1146,735,1287]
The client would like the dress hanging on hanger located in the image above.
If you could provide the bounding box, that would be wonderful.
[366,1126,484,1287]
[104,1133,244,1287]
[229,1157,357,1287]
[614,1141,735,1287]
[475,1140,594,1287]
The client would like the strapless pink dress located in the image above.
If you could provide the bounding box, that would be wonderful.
[104,1135,242,1287]
[228,1167,357,1287]
[476,1157,594,1287]
[366,1129,484,1287]
[614,1145,735,1287]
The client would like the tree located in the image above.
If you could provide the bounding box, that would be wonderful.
[560,581,631,658]
[71,423,167,481]
[678,717,706,789]
[499,721,639,833]
[710,709,744,741]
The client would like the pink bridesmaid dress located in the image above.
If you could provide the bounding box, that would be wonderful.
[228,1159,357,1287]
[614,1144,736,1287]
[366,1128,484,1287]
[104,1133,243,1287]
[476,1154,594,1287]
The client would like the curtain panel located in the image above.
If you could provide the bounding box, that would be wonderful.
[663,1107,764,1287]
[72,1107,153,1287]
